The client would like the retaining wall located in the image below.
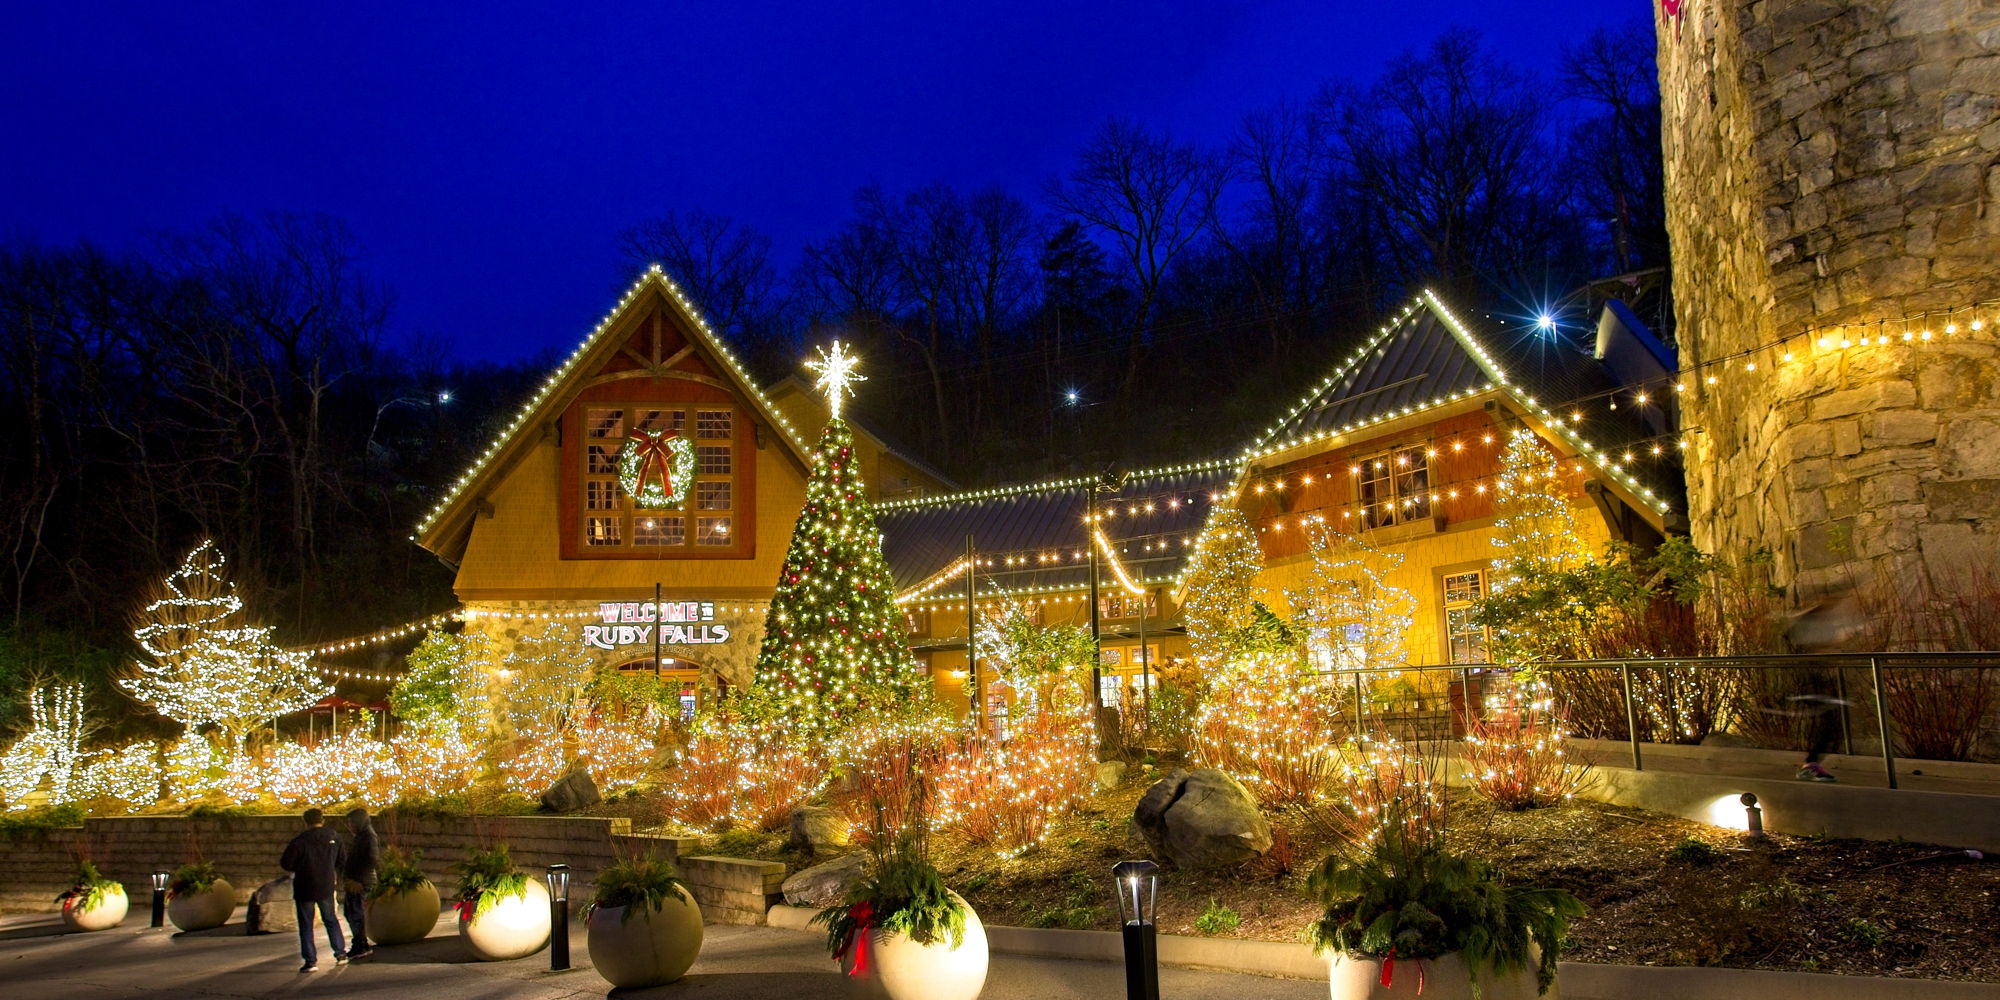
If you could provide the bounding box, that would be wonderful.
[0,813,712,916]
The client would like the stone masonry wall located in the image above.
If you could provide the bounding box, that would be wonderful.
[0,814,739,917]
[1658,0,2000,596]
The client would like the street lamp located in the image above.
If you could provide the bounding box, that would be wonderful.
[1112,860,1160,1000]
[150,870,170,928]
[544,864,571,971]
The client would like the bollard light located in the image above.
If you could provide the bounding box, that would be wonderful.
[1740,792,1765,838]
[545,864,571,971]
[150,870,170,928]
[1112,860,1160,1000]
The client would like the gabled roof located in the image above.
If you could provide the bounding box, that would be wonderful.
[413,266,818,559]
[1241,290,1680,520]
[876,459,1238,600]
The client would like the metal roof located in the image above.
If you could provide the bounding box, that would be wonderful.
[877,464,1238,595]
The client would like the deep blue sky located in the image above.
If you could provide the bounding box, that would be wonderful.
[4,1,1638,362]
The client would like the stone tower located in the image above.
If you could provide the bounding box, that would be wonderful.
[1656,0,2000,597]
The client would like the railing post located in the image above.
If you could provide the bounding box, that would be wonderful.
[1459,667,1474,738]
[1833,665,1852,757]
[1619,662,1643,772]
[1352,671,1365,733]
[1870,656,1897,789]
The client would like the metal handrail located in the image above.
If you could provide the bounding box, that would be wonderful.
[1324,651,2000,790]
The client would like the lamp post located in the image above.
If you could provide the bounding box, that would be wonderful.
[545,864,570,970]
[1112,860,1160,1000]
[150,870,169,928]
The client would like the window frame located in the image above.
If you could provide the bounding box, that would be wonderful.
[560,393,755,560]
[1441,567,1492,665]
[1355,445,1433,529]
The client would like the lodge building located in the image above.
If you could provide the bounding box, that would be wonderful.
[411,267,1681,721]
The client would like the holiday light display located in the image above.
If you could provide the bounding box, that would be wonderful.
[392,629,495,740]
[617,427,698,508]
[498,619,597,737]
[1287,525,1414,679]
[1461,671,1582,810]
[1194,649,1349,808]
[0,683,88,808]
[1181,506,1265,669]
[754,348,924,731]
[265,729,394,805]
[1478,431,1595,661]
[662,706,825,830]
[70,742,162,808]
[121,541,329,755]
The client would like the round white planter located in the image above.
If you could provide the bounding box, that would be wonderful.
[167,879,235,932]
[61,885,128,932]
[838,892,988,1000]
[1329,951,1556,1000]
[586,891,705,988]
[458,878,550,961]
[367,882,442,946]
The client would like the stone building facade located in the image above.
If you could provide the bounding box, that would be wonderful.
[1657,0,2000,596]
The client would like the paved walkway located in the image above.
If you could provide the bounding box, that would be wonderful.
[1570,739,2000,796]
[0,912,1324,1000]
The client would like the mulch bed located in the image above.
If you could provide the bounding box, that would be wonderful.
[649,764,2000,982]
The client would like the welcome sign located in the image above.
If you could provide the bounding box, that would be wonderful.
[581,600,732,650]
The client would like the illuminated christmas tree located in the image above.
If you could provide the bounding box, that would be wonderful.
[754,342,923,731]
[1182,505,1265,669]
[1490,430,1590,585]
[120,540,329,756]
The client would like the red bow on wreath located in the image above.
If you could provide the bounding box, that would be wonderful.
[628,428,685,498]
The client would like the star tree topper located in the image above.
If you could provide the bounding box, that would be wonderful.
[806,340,866,420]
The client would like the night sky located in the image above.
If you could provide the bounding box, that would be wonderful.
[4,1,1639,362]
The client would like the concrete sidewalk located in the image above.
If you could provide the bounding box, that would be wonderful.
[0,912,1324,1000]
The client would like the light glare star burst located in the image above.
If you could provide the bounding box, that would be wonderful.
[806,340,866,419]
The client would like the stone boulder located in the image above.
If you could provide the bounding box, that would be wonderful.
[1132,768,1272,869]
[781,852,867,908]
[245,875,296,935]
[1095,760,1128,791]
[539,767,601,813]
[787,805,850,854]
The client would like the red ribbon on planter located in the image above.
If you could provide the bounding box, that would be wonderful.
[1377,947,1428,993]
[454,897,479,921]
[838,901,874,977]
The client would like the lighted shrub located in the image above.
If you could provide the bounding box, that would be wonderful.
[662,706,823,831]
[934,705,1095,852]
[1193,652,1348,808]
[1461,676,1584,810]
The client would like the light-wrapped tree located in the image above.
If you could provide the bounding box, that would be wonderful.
[754,343,924,733]
[120,540,328,756]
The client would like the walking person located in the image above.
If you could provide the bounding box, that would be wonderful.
[279,808,347,972]
[342,807,379,959]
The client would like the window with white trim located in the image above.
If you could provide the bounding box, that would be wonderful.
[576,404,736,553]
[1443,570,1490,664]
[1357,446,1431,529]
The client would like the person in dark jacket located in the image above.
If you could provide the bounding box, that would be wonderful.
[279,808,347,972]
[342,807,379,958]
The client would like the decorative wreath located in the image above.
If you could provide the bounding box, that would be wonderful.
[618,429,697,509]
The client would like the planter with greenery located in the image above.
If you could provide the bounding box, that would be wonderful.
[583,856,703,988]
[56,861,127,932]
[166,860,235,931]
[365,847,441,945]
[813,767,987,1000]
[1309,741,1584,999]
[451,844,549,961]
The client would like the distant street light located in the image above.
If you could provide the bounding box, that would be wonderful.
[1065,388,1081,405]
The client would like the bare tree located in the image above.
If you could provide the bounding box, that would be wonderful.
[1048,119,1225,408]
[1319,30,1571,297]
[619,209,778,340]
[1561,22,1668,275]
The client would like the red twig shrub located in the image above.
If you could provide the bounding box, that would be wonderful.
[1461,675,1586,809]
